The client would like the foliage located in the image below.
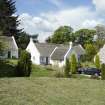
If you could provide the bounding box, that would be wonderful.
[74,29,96,46]
[16,50,32,77]
[64,59,70,77]
[101,64,105,80]
[46,26,74,44]
[94,39,105,50]
[85,44,97,61]
[95,55,100,69]
[54,71,64,78]
[0,0,21,36]
[95,25,105,40]
[71,54,77,74]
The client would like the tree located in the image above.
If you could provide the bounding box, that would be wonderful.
[65,58,70,77]
[95,55,100,69]
[46,26,74,44]
[0,0,21,36]
[16,50,32,77]
[85,44,97,61]
[101,64,105,80]
[71,54,77,74]
[74,29,96,46]
[95,25,105,40]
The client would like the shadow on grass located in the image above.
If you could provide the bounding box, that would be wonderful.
[0,60,16,77]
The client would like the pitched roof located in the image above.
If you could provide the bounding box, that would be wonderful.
[51,45,85,61]
[70,45,85,55]
[51,46,69,60]
[0,36,13,50]
[35,43,56,57]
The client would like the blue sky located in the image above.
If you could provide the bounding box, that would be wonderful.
[15,0,105,41]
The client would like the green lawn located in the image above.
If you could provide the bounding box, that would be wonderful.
[0,78,105,105]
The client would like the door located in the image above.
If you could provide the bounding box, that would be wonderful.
[46,57,49,65]
[8,51,11,58]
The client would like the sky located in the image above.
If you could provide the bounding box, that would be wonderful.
[15,0,105,42]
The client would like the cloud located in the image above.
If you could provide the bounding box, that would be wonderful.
[48,0,63,7]
[81,19,103,29]
[93,0,105,12]
[18,7,102,42]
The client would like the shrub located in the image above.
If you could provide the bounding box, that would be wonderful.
[54,71,64,78]
[71,54,77,74]
[101,64,105,80]
[95,55,100,69]
[16,50,32,77]
[64,58,70,77]
[85,44,97,61]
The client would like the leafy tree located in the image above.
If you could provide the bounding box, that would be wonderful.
[85,44,97,61]
[16,50,32,77]
[101,64,105,80]
[65,58,70,77]
[16,32,38,49]
[95,25,105,40]
[46,26,74,44]
[94,39,105,51]
[74,29,96,46]
[0,0,21,36]
[71,54,77,74]
[95,55,100,69]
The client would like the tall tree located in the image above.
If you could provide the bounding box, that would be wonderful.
[71,54,77,74]
[95,25,105,40]
[16,32,38,49]
[65,59,70,77]
[85,44,97,61]
[74,29,96,46]
[46,26,74,44]
[0,0,20,36]
[95,55,100,69]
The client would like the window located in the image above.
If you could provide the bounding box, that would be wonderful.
[33,56,35,60]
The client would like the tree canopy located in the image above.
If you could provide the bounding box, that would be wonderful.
[74,29,96,46]
[0,0,21,36]
[46,26,74,44]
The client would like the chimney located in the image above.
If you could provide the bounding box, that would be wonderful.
[30,37,33,42]
[69,42,73,49]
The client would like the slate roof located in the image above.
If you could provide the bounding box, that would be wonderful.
[34,42,85,61]
[70,45,85,55]
[51,46,69,60]
[0,36,13,50]
[35,43,57,57]
[51,45,85,60]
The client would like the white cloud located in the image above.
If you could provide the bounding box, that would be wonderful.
[18,7,102,42]
[81,19,103,29]
[93,0,105,12]
[48,0,62,7]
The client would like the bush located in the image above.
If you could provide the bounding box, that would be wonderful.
[95,55,100,69]
[54,71,64,78]
[71,54,77,74]
[16,50,32,77]
[85,44,97,61]
[64,58,70,77]
[101,64,105,80]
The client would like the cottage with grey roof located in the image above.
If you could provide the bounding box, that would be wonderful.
[0,36,18,59]
[26,38,85,67]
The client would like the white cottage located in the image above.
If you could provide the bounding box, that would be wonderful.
[0,36,18,59]
[97,44,105,64]
[26,38,85,67]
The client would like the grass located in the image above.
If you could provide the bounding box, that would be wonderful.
[0,78,105,105]
[31,65,55,77]
[0,59,56,77]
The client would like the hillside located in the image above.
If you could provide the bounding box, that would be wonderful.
[0,78,105,105]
